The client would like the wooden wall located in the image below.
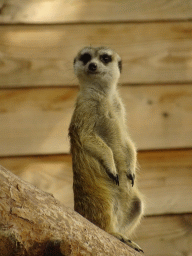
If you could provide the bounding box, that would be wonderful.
[0,1,192,255]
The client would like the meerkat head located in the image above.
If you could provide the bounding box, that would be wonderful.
[73,46,122,91]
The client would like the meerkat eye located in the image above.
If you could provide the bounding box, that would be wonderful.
[79,53,92,65]
[100,54,112,64]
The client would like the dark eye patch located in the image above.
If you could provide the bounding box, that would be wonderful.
[100,54,112,64]
[79,53,92,65]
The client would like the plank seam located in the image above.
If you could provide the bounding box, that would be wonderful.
[0,19,192,26]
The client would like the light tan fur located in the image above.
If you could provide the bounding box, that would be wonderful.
[69,46,144,253]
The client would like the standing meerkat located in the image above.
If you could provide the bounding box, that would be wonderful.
[69,46,144,253]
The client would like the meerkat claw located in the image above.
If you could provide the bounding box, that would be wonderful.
[115,174,119,186]
[127,173,135,187]
[107,172,119,186]
[135,248,144,253]
[120,237,144,253]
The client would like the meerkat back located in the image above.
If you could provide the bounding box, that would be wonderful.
[69,46,144,253]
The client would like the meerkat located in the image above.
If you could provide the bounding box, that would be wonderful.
[69,46,144,253]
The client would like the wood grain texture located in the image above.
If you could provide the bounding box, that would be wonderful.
[0,22,192,87]
[0,85,191,156]
[0,0,192,23]
[1,150,191,215]
[134,214,192,256]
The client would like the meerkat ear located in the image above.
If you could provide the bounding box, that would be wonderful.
[73,57,77,65]
[118,60,122,73]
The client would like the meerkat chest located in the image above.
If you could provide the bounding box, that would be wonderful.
[108,94,125,126]
[96,95,127,142]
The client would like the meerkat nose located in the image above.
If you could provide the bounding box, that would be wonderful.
[88,62,97,72]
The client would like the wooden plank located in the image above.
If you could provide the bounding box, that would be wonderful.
[0,85,191,156]
[121,85,192,151]
[0,0,192,23]
[0,150,191,215]
[134,214,192,256]
[0,22,192,87]
[138,150,192,215]
[0,88,77,156]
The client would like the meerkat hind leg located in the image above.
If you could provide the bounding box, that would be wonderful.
[110,232,144,253]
